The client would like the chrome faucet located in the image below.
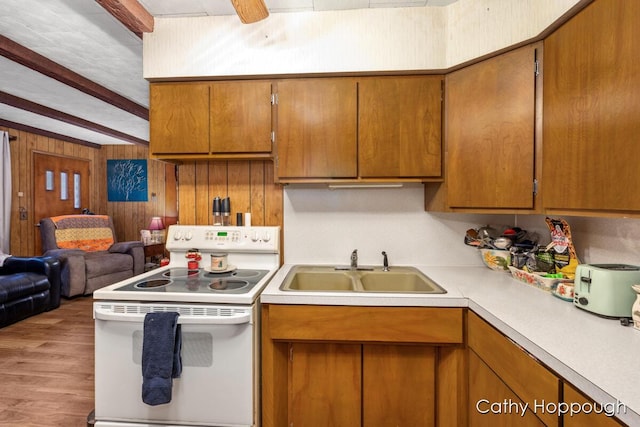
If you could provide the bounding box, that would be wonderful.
[381,251,389,271]
[350,249,358,269]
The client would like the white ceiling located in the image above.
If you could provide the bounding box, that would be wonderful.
[0,0,457,147]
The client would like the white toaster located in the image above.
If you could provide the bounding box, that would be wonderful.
[573,264,640,318]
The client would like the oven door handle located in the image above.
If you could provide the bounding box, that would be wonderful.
[94,307,252,325]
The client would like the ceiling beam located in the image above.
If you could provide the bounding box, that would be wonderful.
[0,91,148,147]
[0,119,101,149]
[230,0,270,24]
[0,35,148,120]
[96,0,155,38]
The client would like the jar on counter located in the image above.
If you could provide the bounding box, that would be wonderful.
[210,253,228,271]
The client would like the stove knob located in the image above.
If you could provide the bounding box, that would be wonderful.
[251,231,259,242]
[173,231,183,240]
[185,231,193,241]
[262,232,271,242]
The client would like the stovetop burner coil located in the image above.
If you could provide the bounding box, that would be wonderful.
[134,279,172,289]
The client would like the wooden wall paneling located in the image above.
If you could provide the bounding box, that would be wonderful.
[264,161,283,227]
[208,161,228,224]
[102,144,171,243]
[177,160,283,231]
[228,161,251,225]
[3,125,176,254]
[106,145,125,239]
[94,145,107,215]
[195,161,212,225]
[164,162,178,224]
[250,161,266,226]
[178,162,197,224]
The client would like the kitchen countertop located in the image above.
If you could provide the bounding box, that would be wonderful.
[261,264,640,426]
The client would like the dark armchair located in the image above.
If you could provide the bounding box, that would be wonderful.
[40,215,144,297]
[0,255,61,328]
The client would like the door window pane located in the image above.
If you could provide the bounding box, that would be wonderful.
[74,173,81,208]
[60,172,68,200]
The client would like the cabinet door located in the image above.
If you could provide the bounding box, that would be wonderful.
[446,45,537,208]
[363,344,436,427]
[210,81,272,153]
[468,312,560,427]
[543,0,640,211]
[563,383,625,427]
[359,76,442,178]
[289,342,361,427]
[468,350,545,427]
[275,78,358,179]
[149,83,210,154]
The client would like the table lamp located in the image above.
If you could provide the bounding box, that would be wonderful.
[148,216,165,243]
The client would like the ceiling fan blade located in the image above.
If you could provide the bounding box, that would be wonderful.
[230,0,269,24]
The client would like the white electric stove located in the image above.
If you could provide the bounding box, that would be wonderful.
[93,225,280,427]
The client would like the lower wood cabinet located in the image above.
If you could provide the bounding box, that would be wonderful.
[263,306,628,427]
[468,349,546,427]
[287,342,436,427]
[363,344,437,425]
[468,311,627,427]
[468,311,561,427]
[563,383,625,427]
[289,342,361,427]
[261,305,464,427]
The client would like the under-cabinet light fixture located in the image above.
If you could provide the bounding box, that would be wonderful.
[327,183,404,190]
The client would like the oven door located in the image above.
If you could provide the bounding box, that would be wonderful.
[94,302,257,427]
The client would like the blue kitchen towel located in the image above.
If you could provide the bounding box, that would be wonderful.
[141,311,182,406]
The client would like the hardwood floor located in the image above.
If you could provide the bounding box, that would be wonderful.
[0,296,94,427]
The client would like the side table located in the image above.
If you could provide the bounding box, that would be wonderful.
[143,243,165,271]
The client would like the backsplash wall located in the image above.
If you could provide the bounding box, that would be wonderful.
[284,184,640,268]
[516,215,640,266]
[283,184,512,267]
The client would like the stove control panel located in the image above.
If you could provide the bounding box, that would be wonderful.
[166,225,280,253]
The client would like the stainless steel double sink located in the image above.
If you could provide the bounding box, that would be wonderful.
[280,265,447,294]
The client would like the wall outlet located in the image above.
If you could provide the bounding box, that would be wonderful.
[19,208,27,220]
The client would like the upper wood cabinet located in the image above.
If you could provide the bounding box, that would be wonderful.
[150,82,210,154]
[543,0,640,213]
[275,78,358,179]
[149,80,273,159]
[358,76,442,178]
[434,43,539,211]
[274,76,443,182]
[209,81,273,153]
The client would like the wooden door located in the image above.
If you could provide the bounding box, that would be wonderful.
[210,81,272,153]
[363,344,436,426]
[543,0,640,211]
[33,152,90,253]
[289,342,361,427]
[468,350,546,427]
[446,44,537,208]
[359,76,442,178]
[149,82,210,154]
[275,78,358,179]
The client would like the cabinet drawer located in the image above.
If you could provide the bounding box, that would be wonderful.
[267,305,463,344]
[468,311,560,427]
